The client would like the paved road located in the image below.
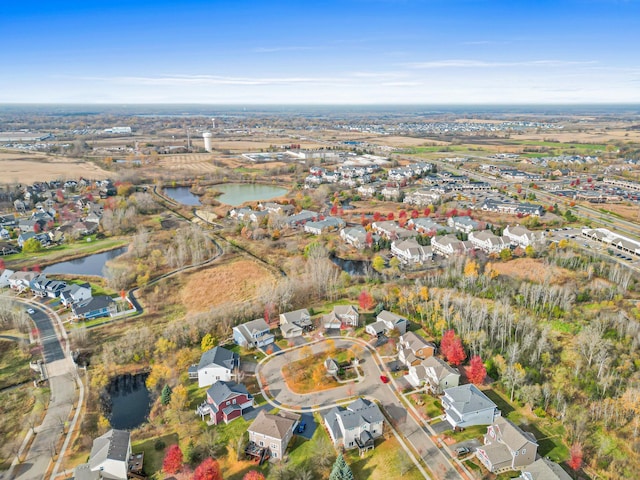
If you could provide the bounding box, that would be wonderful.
[1,299,77,480]
[259,337,463,480]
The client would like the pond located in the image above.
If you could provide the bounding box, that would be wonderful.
[102,373,151,430]
[43,246,128,277]
[330,255,374,277]
[214,183,288,206]
[163,186,202,206]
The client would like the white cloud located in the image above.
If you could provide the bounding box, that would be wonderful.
[405,59,598,69]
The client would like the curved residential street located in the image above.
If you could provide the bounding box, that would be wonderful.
[258,337,465,480]
[1,298,79,480]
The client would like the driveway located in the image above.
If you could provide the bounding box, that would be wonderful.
[258,337,463,480]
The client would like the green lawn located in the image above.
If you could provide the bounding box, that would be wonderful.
[132,432,180,476]
[448,424,486,443]
[346,435,425,480]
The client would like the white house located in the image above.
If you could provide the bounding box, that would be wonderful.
[233,318,275,348]
[0,268,15,288]
[324,399,384,453]
[365,310,408,336]
[60,283,92,307]
[188,346,239,388]
[73,429,132,480]
[503,225,545,248]
[323,305,359,329]
[431,234,467,257]
[518,458,572,480]
[391,239,433,265]
[468,231,508,254]
[448,216,480,234]
[442,384,500,429]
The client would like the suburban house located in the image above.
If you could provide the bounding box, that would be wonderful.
[0,242,18,256]
[468,231,508,254]
[442,384,500,429]
[365,310,408,337]
[518,458,572,480]
[8,271,38,292]
[0,268,15,288]
[407,217,443,234]
[71,295,117,320]
[30,274,68,298]
[189,346,239,388]
[391,239,433,265]
[431,234,469,257]
[196,380,253,425]
[0,228,9,240]
[279,308,312,338]
[371,221,415,240]
[324,398,384,454]
[410,355,460,393]
[447,216,480,234]
[403,189,441,207]
[0,214,16,227]
[60,283,92,307]
[340,226,369,249]
[397,332,436,367]
[233,318,275,348]
[247,410,301,461]
[503,225,545,248]
[73,429,132,480]
[324,358,339,375]
[259,202,294,216]
[323,305,359,330]
[285,210,318,228]
[476,417,538,473]
[303,217,345,235]
[481,199,544,217]
[17,231,51,248]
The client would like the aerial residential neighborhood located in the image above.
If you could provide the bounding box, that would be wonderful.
[3,2,640,478]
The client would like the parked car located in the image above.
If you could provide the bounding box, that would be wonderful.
[297,421,306,433]
[380,375,390,384]
[26,308,35,314]
[455,446,470,456]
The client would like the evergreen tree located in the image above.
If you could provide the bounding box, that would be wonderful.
[161,384,172,406]
[329,454,354,480]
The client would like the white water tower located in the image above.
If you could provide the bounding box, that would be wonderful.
[203,132,213,152]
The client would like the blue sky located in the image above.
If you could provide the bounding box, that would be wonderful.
[2,0,640,103]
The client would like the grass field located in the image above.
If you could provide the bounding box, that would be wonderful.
[0,340,32,389]
[346,435,424,480]
[0,151,110,184]
[180,257,275,314]
[131,432,180,476]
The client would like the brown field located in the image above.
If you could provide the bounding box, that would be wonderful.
[180,257,274,313]
[593,202,640,223]
[490,258,573,284]
[0,151,110,184]
[358,135,449,147]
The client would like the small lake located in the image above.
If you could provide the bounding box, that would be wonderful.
[215,183,288,206]
[43,246,128,277]
[330,256,374,277]
[164,186,202,206]
[104,373,151,430]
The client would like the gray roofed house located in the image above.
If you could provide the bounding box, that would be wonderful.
[303,216,345,235]
[71,295,117,320]
[411,355,460,393]
[442,384,500,429]
[60,282,92,306]
[196,380,253,425]
[286,210,318,228]
[468,230,508,254]
[391,238,433,265]
[323,305,359,330]
[431,234,467,257]
[248,410,300,461]
[74,429,132,480]
[279,308,312,338]
[189,346,239,388]
[447,216,480,234]
[397,332,435,367]
[324,398,384,453]
[365,310,407,336]
[518,458,572,480]
[477,417,538,473]
[233,318,275,348]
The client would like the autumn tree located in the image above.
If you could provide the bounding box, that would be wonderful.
[169,385,189,411]
[359,290,375,311]
[161,384,173,406]
[468,355,487,385]
[463,259,479,278]
[568,443,583,472]
[243,472,265,480]
[441,329,466,366]
[201,333,216,352]
[372,255,385,273]
[162,444,184,474]
[193,457,223,480]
